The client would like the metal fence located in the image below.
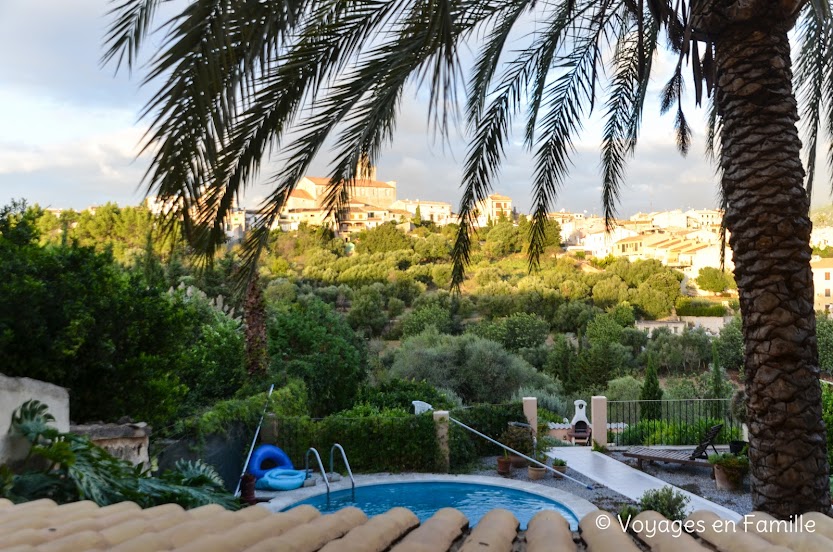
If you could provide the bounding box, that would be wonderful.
[606,398,742,447]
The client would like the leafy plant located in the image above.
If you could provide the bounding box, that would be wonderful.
[4,401,236,509]
[551,457,567,467]
[499,425,534,456]
[708,452,750,471]
[618,504,641,521]
[591,441,609,454]
[639,486,689,521]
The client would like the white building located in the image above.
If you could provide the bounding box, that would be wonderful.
[811,227,833,249]
[651,209,690,229]
[390,199,453,225]
[582,227,639,258]
[473,194,513,227]
[811,257,833,312]
[685,209,723,229]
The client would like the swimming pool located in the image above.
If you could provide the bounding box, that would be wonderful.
[283,481,580,530]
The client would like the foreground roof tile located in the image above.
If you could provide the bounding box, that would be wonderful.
[1,498,833,551]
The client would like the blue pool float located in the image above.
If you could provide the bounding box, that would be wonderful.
[247,444,294,479]
[255,468,307,491]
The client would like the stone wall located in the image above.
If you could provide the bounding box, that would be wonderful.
[70,422,151,468]
[0,373,69,466]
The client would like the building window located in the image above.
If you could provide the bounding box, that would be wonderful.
[826,289,831,298]
[827,272,831,281]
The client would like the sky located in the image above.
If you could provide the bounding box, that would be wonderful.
[0,0,829,217]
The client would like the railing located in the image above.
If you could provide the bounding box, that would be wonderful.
[305,447,330,498]
[606,398,741,447]
[329,443,355,500]
[449,417,593,490]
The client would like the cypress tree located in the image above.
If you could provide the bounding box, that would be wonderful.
[640,354,663,420]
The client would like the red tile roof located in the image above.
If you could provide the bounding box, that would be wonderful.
[305,177,395,189]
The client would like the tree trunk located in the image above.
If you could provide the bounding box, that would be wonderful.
[716,25,831,516]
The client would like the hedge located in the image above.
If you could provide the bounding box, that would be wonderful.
[268,412,441,473]
[267,402,527,474]
[613,418,741,446]
[675,298,726,317]
[449,402,526,469]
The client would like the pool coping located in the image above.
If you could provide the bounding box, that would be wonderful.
[260,472,598,521]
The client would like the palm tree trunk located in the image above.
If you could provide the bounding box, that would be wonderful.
[716,25,831,516]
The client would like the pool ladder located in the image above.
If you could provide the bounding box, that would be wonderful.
[304,443,356,501]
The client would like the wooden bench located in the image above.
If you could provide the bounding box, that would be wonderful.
[622,447,712,470]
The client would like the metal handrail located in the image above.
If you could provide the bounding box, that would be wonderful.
[330,443,356,500]
[305,447,330,497]
[449,417,593,490]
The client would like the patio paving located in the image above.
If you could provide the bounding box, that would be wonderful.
[546,447,742,521]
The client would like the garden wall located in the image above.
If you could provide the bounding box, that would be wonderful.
[0,373,69,466]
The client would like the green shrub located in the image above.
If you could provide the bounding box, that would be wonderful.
[675,297,727,317]
[268,297,367,417]
[176,380,308,440]
[512,385,569,418]
[639,487,689,521]
[400,304,454,337]
[449,403,526,467]
[500,425,534,456]
[614,418,740,446]
[391,329,554,404]
[708,452,749,470]
[618,504,641,521]
[270,411,440,473]
[356,378,459,412]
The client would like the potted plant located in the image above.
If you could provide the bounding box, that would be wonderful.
[528,450,548,480]
[551,457,567,479]
[496,449,512,476]
[709,452,749,491]
[500,425,534,468]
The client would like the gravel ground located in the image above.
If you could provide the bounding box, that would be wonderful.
[609,451,753,515]
[470,453,753,516]
[470,456,638,514]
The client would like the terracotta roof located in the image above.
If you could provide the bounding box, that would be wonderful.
[289,189,314,200]
[2,498,832,551]
[488,194,512,201]
[305,176,395,189]
[616,236,644,244]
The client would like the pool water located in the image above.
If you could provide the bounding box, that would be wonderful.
[284,481,579,530]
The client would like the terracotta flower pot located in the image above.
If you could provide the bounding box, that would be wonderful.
[510,454,528,468]
[497,456,512,476]
[552,465,567,479]
[713,464,746,491]
[528,466,546,480]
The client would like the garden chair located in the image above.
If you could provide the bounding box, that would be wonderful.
[622,423,724,470]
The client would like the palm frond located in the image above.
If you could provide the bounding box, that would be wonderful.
[101,0,163,70]
[795,4,831,197]
[527,0,622,270]
[600,12,658,230]
[466,1,534,126]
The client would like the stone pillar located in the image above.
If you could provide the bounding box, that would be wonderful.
[590,396,608,448]
[433,410,450,473]
[523,397,538,439]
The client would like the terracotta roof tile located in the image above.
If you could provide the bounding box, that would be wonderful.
[458,509,518,551]
[1,499,831,552]
[526,510,575,552]
[306,176,395,189]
